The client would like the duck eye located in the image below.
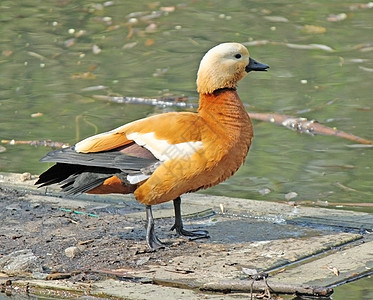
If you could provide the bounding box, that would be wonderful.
[234,53,242,59]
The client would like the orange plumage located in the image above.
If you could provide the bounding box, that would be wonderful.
[36,43,269,249]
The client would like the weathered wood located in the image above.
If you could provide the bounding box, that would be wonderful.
[200,279,333,297]
[248,112,373,145]
[92,94,373,145]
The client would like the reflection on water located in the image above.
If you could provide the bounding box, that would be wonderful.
[332,275,373,300]
[0,1,372,296]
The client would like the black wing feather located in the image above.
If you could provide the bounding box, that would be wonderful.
[40,146,158,171]
[35,146,159,195]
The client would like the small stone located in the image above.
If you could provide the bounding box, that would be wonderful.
[259,188,271,195]
[92,44,102,55]
[285,191,298,201]
[5,203,19,210]
[64,246,81,258]
[102,16,112,23]
[20,172,31,181]
[128,17,138,24]
[145,23,157,33]
[136,256,150,266]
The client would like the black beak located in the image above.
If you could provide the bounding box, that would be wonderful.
[245,57,269,72]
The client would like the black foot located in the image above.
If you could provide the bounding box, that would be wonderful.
[170,224,210,241]
[146,230,165,250]
[171,197,210,241]
[146,205,165,250]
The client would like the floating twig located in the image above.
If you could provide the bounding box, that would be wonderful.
[2,96,371,149]
[94,94,372,145]
[92,94,197,109]
[248,112,373,145]
[1,139,70,148]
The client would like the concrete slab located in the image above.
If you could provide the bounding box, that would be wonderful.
[1,172,373,299]
[270,239,373,287]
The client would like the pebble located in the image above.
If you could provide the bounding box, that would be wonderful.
[64,246,81,258]
[285,191,298,201]
[20,172,31,181]
[258,188,271,195]
[92,44,102,55]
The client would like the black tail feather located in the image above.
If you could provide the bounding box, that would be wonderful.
[35,163,83,187]
[36,163,127,195]
[36,145,159,195]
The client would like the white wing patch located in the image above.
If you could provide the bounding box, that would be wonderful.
[127,173,151,184]
[126,132,203,161]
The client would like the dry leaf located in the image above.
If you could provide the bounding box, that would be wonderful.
[327,266,340,276]
[145,39,155,46]
[285,43,334,52]
[2,50,13,57]
[64,38,76,48]
[264,16,289,22]
[123,42,138,49]
[324,265,340,276]
[71,72,96,79]
[160,6,175,12]
[302,25,326,34]
[31,112,43,118]
[327,13,347,22]
[145,23,157,33]
[88,64,98,72]
[106,25,120,31]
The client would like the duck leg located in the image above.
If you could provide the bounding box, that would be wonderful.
[170,197,210,240]
[145,205,165,250]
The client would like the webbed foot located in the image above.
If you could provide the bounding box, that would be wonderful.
[171,197,210,241]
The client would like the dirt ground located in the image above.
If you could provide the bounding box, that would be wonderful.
[2,175,373,299]
[0,187,204,282]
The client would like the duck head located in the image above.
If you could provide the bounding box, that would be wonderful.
[196,43,269,94]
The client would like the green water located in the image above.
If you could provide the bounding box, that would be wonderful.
[0,1,372,298]
[1,0,372,207]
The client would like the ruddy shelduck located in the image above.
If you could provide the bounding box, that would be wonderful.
[36,43,269,249]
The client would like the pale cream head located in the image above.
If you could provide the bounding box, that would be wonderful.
[196,43,250,94]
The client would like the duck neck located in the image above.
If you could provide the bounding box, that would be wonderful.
[197,88,252,139]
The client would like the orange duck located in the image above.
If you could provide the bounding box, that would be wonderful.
[36,43,269,249]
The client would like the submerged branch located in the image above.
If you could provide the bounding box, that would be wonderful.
[2,95,371,149]
[1,139,70,149]
[96,94,372,145]
[92,94,198,109]
[248,112,373,145]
